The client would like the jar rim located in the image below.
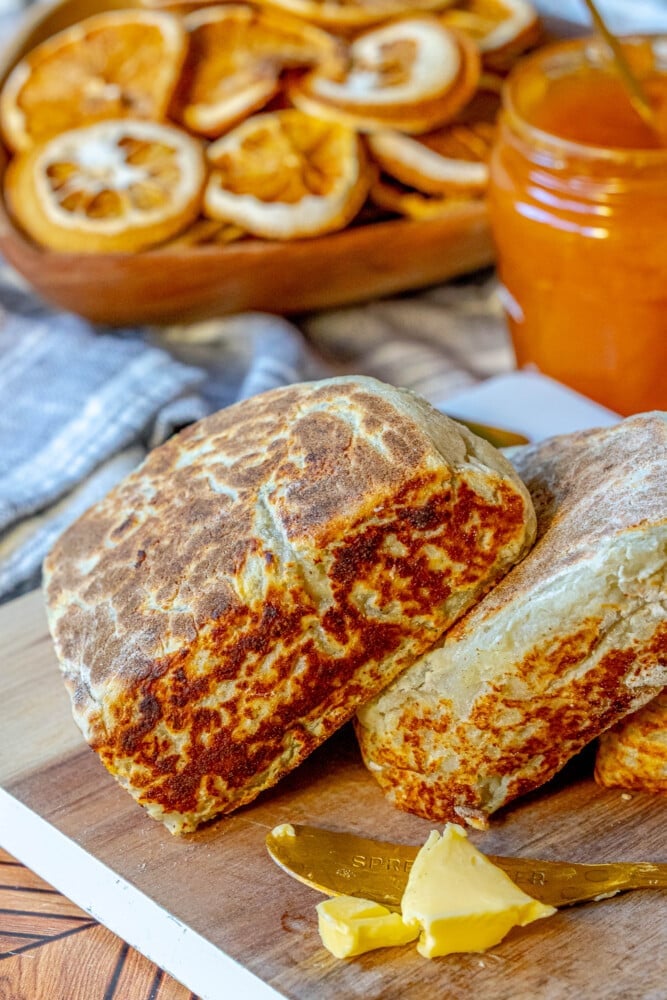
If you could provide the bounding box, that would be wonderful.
[502,34,667,165]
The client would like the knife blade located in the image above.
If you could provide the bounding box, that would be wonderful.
[266,823,667,909]
[448,416,529,449]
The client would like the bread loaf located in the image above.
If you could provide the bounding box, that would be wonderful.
[595,690,667,794]
[44,375,535,833]
[356,413,667,828]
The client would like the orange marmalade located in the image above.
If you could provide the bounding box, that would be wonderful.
[488,36,667,415]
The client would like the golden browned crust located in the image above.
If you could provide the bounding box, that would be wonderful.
[595,690,667,794]
[356,412,667,828]
[43,375,535,833]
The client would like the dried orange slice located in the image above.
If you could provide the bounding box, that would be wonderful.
[440,0,540,69]
[288,18,480,134]
[204,109,371,239]
[366,79,500,194]
[4,119,206,253]
[174,4,343,138]
[369,173,474,219]
[0,10,187,153]
[256,0,458,33]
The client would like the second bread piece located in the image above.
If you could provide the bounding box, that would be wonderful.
[356,413,667,828]
[43,375,535,833]
[595,690,667,794]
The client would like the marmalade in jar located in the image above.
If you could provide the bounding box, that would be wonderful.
[488,36,667,415]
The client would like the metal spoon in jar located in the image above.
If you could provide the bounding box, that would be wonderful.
[581,0,662,141]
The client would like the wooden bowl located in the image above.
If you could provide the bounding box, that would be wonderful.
[0,0,496,326]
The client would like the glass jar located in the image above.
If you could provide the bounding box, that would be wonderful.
[488,35,667,415]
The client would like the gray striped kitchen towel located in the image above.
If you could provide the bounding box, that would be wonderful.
[0,264,325,600]
[0,306,206,599]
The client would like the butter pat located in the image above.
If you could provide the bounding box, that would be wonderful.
[401,824,556,958]
[271,823,296,839]
[317,895,419,958]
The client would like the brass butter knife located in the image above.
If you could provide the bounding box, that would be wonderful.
[266,824,667,910]
[447,417,529,450]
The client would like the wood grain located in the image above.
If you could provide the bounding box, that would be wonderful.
[0,848,198,999]
[0,0,495,326]
[1,588,666,999]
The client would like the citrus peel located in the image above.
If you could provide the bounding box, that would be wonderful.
[160,217,247,247]
[369,173,476,219]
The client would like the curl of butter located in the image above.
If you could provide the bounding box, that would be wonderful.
[401,824,556,958]
[317,823,556,959]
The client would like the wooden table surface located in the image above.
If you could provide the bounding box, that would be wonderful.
[0,847,199,999]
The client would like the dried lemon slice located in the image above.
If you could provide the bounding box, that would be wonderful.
[204,109,371,239]
[366,79,500,195]
[289,18,480,134]
[175,4,343,138]
[4,119,206,253]
[440,0,540,69]
[0,10,187,153]
[257,0,458,33]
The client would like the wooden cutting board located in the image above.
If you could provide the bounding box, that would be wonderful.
[1,588,665,1000]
